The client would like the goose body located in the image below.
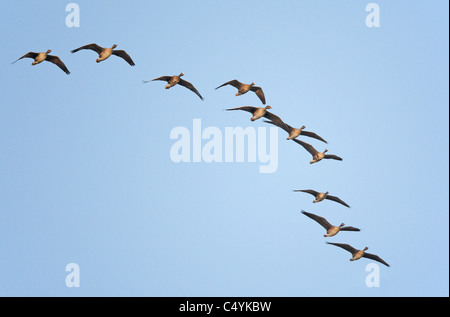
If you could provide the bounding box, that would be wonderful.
[216,79,266,104]
[226,105,278,122]
[326,242,390,267]
[71,43,135,66]
[294,189,350,208]
[292,138,341,163]
[12,50,70,74]
[264,118,327,143]
[301,210,359,237]
[144,73,203,100]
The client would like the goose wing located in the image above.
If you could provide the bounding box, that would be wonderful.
[291,138,319,156]
[112,50,135,66]
[145,76,172,83]
[363,252,390,267]
[293,189,320,197]
[215,79,242,90]
[12,52,39,64]
[71,43,104,54]
[301,130,327,144]
[326,242,358,255]
[178,78,204,100]
[325,195,350,208]
[45,55,70,74]
[250,86,266,104]
[263,119,293,134]
[301,210,332,230]
[340,226,360,232]
[226,106,258,114]
[324,154,343,161]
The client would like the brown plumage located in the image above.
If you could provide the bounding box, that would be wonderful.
[263,116,327,143]
[12,50,70,74]
[326,242,390,267]
[144,73,203,100]
[216,79,266,104]
[292,138,342,163]
[226,105,279,122]
[294,189,350,208]
[71,43,135,66]
[301,210,359,237]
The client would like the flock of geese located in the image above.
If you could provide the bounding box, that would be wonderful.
[13,43,389,268]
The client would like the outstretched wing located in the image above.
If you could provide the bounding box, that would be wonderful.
[263,119,293,134]
[326,242,358,255]
[301,210,332,230]
[45,55,70,74]
[363,252,390,267]
[291,138,318,156]
[250,86,266,104]
[112,50,135,66]
[340,226,360,232]
[325,195,350,208]
[146,76,172,83]
[301,130,327,144]
[293,189,320,197]
[226,106,257,114]
[12,52,39,64]
[215,79,242,90]
[324,154,343,161]
[71,43,104,54]
[178,78,204,100]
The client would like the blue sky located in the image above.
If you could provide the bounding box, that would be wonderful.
[0,1,448,297]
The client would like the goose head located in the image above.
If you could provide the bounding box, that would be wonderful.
[339,223,345,228]
[46,49,52,54]
[265,105,272,110]
[250,82,256,86]
[323,149,328,154]
[112,44,118,49]
[300,125,306,130]
[179,72,185,77]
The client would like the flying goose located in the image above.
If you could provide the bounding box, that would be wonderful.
[71,43,135,66]
[326,242,390,267]
[294,189,350,208]
[12,50,70,74]
[264,117,327,143]
[292,138,342,163]
[301,210,359,237]
[144,73,203,100]
[226,105,279,122]
[216,80,266,104]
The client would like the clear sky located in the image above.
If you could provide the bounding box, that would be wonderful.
[0,1,448,297]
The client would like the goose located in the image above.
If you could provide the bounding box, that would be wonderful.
[292,138,342,163]
[226,105,279,122]
[216,80,266,104]
[301,210,359,237]
[71,43,135,66]
[12,50,70,74]
[263,116,327,143]
[326,242,390,267]
[294,189,350,208]
[143,73,203,100]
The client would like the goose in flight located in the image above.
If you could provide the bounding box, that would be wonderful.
[294,189,350,208]
[301,210,359,237]
[216,80,266,104]
[71,43,135,66]
[264,117,327,143]
[226,105,280,122]
[326,242,390,267]
[12,50,70,74]
[292,138,342,163]
[144,73,203,100]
